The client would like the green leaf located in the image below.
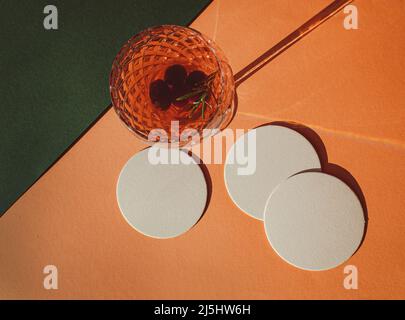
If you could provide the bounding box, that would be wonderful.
[201,99,205,119]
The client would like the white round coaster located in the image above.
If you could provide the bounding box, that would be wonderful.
[224,125,321,220]
[264,172,365,271]
[117,148,207,239]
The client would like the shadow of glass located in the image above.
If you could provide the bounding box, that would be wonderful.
[233,0,352,88]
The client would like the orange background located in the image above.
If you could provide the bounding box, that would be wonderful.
[1,0,405,299]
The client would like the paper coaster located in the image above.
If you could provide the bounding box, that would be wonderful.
[116,148,207,239]
[264,172,365,271]
[224,125,321,220]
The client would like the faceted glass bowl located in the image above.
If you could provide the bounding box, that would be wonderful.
[109,25,235,146]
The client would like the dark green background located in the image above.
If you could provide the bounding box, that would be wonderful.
[0,0,210,215]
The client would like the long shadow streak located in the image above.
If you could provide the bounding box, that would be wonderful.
[234,0,352,88]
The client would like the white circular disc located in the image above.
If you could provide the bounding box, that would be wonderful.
[117,148,207,239]
[224,125,321,220]
[264,172,365,271]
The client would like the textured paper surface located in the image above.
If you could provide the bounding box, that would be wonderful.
[225,125,321,220]
[0,0,210,215]
[117,148,207,239]
[1,0,405,299]
[264,172,365,271]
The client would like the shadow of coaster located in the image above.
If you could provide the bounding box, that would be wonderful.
[224,125,321,220]
[117,148,207,239]
[264,172,365,271]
